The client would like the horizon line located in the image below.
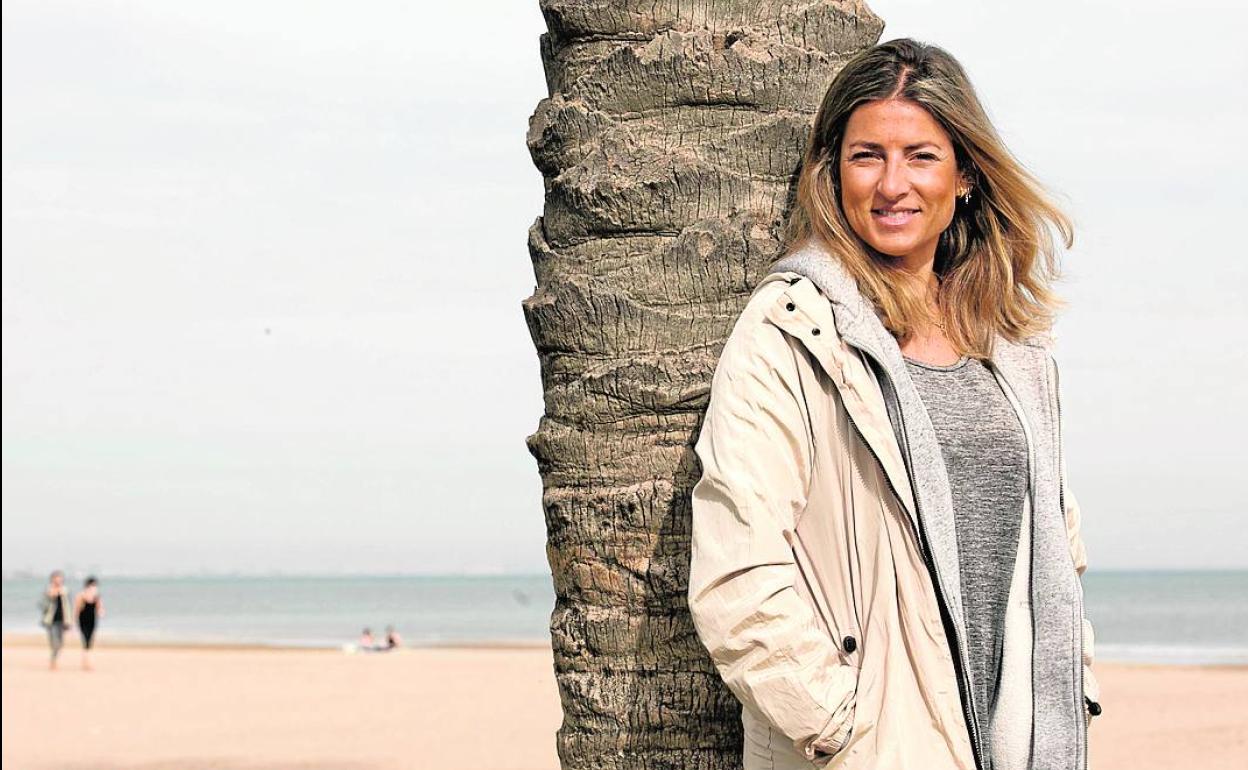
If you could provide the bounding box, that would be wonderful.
[4,566,1246,581]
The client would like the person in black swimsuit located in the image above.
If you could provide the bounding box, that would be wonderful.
[74,576,105,670]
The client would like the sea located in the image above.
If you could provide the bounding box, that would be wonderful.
[5,570,1247,665]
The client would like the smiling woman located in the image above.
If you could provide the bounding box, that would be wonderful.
[782,38,1074,364]
[687,37,1099,770]
[839,101,966,270]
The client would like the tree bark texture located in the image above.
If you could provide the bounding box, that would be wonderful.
[524,2,883,768]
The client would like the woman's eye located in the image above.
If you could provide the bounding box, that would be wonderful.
[914,153,939,161]
[850,152,878,160]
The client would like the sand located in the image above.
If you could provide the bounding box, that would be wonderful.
[2,634,562,770]
[3,633,1247,770]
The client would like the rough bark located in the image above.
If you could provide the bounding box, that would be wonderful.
[523,3,883,767]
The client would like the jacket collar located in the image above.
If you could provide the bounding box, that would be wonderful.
[768,240,1054,361]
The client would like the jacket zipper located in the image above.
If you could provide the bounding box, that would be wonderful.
[1051,355,1089,770]
[839,345,986,770]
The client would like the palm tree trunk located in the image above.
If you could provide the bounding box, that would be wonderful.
[524,2,883,767]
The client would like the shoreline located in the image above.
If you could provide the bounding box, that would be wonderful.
[1,631,550,653]
[5,631,1244,667]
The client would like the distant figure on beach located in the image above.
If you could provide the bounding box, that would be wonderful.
[37,570,73,670]
[74,576,105,670]
[384,625,402,650]
[359,628,377,650]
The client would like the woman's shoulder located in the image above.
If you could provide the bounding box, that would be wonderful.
[720,273,807,356]
[742,271,802,315]
[707,272,827,402]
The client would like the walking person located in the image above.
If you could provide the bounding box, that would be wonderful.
[687,38,1101,770]
[74,576,105,670]
[37,570,73,671]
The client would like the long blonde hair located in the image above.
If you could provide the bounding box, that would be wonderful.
[780,37,1073,357]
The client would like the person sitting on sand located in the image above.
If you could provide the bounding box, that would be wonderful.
[384,625,402,650]
[359,628,377,651]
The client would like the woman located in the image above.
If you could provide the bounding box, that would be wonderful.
[75,575,105,670]
[37,569,73,671]
[686,38,1101,770]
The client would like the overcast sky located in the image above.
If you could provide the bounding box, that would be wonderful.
[3,0,1245,576]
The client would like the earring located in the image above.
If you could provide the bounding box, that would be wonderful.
[960,188,972,204]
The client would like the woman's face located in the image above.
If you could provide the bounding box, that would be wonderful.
[838,98,966,268]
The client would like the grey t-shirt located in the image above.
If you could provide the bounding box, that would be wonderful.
[904,352,1029,757]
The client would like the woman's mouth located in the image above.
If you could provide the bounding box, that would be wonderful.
[871,209,918,226]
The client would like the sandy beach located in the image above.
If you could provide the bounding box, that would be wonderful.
[3,634,1246,770]
[2,633,562,770]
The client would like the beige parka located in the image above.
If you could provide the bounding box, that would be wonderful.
[687,242,1101,770]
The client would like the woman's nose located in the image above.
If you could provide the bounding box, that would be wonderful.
[878,157,911,198]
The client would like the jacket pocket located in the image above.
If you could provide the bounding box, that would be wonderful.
[790,535,861,669]
[805,672,860,769]
[688,296,862,764]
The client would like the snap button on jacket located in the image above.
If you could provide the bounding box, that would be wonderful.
[687,245,1100,770]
